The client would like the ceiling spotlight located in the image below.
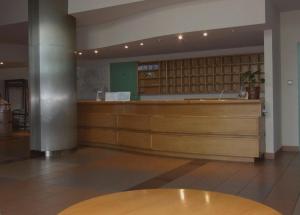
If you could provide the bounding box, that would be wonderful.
[0,62,4,65]
[78,52,83,56]
[178,34,183,40]
[94,50,99,54]
[203,32,208,37]
[125,45,129,49]
[140,42,144,46]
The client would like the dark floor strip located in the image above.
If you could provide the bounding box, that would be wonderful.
[0,156,30,164]
[127,160,207,190]
[0,151,44,165]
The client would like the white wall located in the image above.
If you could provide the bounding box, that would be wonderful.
[77,61,110,100]
[262,0,282,154]
[264,28,281,154]
[77,46,264,100]
[77,0,266,49]
[272,9,282,153]
[281,10,300,148]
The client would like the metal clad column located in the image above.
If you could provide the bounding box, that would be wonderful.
[29,0,77,152]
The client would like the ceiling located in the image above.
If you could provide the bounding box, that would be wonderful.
[72,0,199,26]
[73,0,300,26]
[78,27,264,59]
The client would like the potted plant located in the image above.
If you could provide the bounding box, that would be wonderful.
[241,71,265,99]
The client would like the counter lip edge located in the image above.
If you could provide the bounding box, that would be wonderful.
[77,100,262,105]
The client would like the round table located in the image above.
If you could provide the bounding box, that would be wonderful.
[59,189,281,215]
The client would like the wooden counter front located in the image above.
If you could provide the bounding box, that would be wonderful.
[78,100,264,162]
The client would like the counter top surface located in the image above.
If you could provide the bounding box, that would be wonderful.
[78,99,262,105]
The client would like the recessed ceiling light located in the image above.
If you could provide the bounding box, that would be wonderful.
[78,52,83,56]
[178,34,183,40]
[203,32,208,37]
[125,45,129,49]
[0,62,4,65]
[140,42,144,46]
[94,50,99,54]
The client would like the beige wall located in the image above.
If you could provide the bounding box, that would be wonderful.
[0,81,3,97]
[0,68,28,81]
[0,44,28,62]
[281,10,300,148]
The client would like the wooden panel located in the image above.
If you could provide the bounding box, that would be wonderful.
[152,134,260,157]
[77,100,263,161]
[122,103,261,117]
[78,103,122,114]
[118,131,151,149]
[78,113,116,128]
[138,53,264,95]
[117,114,150,131]
[151,115,259,136]
[79,128,116,145]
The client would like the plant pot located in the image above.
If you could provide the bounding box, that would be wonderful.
[246,87,260,99]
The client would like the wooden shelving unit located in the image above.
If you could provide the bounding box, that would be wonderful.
[138,53,264,95]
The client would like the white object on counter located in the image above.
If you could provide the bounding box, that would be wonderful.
[96,90,103,101]
[105,92,131,101]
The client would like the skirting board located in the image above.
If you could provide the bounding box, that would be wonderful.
[265,146,300,160]
[81,142,255,163]
[281,146,300,152]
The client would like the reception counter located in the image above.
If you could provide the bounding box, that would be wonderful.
[78,100,264,162]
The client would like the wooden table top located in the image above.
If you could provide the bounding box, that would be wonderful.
[78,99,262,105]
[59,189,281,215]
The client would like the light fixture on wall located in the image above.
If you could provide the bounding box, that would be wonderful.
[78,52,83,56]
[140,42,144,46]
[94,50,99,54]
[178,34,183,40]
[125,45,129,49]
[203,32,208,37]
[0,62,4,65]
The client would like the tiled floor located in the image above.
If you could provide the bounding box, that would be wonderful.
[0,147,299,215]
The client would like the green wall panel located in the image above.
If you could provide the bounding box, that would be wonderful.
[110,62,139,100]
